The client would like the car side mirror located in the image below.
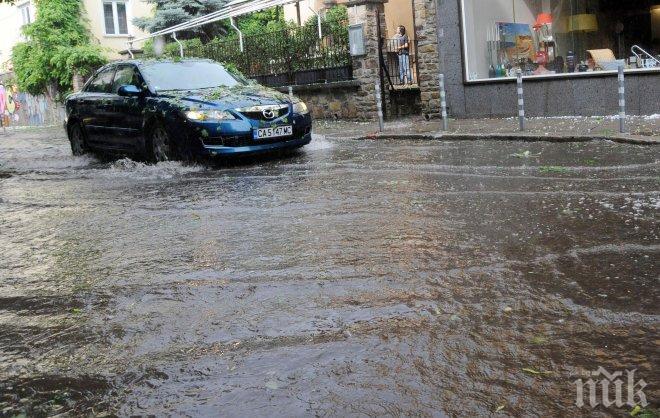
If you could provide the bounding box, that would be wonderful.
[118,84,142,97]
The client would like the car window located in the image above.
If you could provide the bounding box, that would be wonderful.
[86,67,115,93]
[139,61,243,91]
[111,65,143,93]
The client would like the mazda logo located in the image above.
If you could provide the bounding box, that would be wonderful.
[262,108,276,119]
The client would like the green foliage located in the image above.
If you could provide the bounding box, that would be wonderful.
[11,0,106,96]
[133,0,231,41]
[235,6,289,36]
[137,5,349,82]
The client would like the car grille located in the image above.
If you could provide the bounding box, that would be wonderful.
[237,105,289,121]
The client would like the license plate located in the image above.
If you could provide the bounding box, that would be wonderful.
[254,125,293,140]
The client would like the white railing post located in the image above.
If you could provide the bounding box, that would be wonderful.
[517,69,525,132]
[439,73,448,131]
[375,83,384,132]
[618,65,627,134]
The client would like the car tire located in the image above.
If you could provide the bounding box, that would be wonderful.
[147,123,173,163]
[68,123,87,156]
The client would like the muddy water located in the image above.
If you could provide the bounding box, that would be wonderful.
[0,128,658,417]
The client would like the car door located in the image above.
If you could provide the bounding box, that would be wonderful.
[107,65,146,152]
[81,66,116,148]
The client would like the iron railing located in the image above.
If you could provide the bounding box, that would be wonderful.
[186,21,352,87]
[382,38,419,88]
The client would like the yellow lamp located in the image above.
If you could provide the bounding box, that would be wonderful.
[569,14,598,32]
[652,5,660,40]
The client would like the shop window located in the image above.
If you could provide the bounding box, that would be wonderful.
[103,0,129,36]
[460,0,660,81]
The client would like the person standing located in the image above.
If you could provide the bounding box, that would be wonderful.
[394,26,411,84]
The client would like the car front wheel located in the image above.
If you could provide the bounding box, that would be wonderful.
[68,123,87,156]
[147,124,172,163]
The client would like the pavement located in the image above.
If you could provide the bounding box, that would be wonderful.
[314,115,660,145]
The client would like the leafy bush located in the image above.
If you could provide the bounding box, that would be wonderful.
[11,0,106,96]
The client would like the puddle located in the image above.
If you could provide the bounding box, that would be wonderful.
[0,129,658,416]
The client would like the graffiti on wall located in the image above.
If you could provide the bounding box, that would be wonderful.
[0,82,63,127]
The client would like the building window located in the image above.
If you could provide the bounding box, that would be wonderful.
[460,0,660,82]
[18,3,32,26]
[103,0,129,36]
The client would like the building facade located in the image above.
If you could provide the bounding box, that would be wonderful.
[286,0,659,119]
[0,0,153,73]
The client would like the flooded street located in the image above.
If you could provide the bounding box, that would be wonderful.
[0,128,658,417]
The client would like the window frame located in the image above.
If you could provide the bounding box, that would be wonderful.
[457,0,660,84]
[111,64,145,94]
[102,0,130,37]
[18,2,31,27]
[84,66,117,93]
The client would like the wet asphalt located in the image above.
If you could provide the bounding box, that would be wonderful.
[0,127,658,417]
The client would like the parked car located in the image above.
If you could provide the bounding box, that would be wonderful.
[64,59,312,162]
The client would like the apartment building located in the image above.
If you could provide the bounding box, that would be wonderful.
[0,0,153,73]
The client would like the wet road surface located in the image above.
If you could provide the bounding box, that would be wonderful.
[0,128,658,417]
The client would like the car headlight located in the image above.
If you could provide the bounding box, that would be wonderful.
[292,101,309,115]
[185,109,236,121]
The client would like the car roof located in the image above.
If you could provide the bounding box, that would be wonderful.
[109,58,217,67]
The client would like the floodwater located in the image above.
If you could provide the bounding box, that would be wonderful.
[0,128,658,417]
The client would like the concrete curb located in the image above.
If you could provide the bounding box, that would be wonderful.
[348,132,660,145]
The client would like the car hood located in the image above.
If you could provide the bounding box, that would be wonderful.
[157,84,290,111]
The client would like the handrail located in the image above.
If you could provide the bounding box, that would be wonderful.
[631,45,660,67]
[172,32,184,58]
[230,17,244,52]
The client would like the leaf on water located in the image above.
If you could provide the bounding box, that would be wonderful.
[530,336,547,345]
[512,150,540,158]
[495,405,506,413]
[522,367,551,375]
[71,308,83,314]
[265,380,279,390]
[631,406,642,416]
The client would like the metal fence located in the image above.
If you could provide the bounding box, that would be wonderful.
[382,38,419,88]
[186,21,352,87]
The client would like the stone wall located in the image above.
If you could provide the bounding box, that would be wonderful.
[346,0,388,120]
[413,0,441,117]
[277,81,364,119]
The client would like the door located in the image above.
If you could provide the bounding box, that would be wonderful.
[107,65,146,152]
[80,66,116,148]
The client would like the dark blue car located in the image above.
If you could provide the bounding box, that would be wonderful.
[65,59,312,162]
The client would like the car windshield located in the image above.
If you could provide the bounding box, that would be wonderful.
[140,61,244,91]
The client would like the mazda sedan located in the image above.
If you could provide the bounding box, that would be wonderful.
[65,59,312,162]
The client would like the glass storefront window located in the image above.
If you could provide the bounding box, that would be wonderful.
[460,0,660,81]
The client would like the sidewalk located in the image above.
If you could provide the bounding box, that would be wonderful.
[314,115,660,145]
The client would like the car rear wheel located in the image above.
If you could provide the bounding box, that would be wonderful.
[68,123,87,156]
[147,124,172,163]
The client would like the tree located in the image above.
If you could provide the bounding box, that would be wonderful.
[133,0,231,42]
[11,0,106,97]
[235,6,288,36]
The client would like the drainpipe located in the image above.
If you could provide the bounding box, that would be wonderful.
[230,17,244,53]
[172,32,184,58]
[308,0,322,39]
